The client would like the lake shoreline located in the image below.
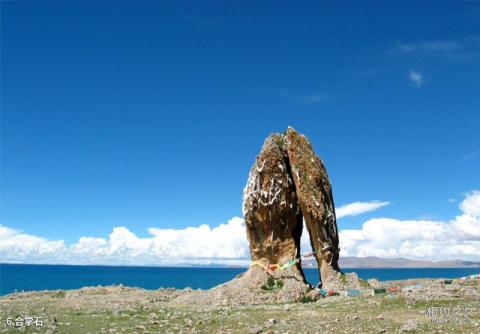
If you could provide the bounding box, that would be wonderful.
[2,264,479,297]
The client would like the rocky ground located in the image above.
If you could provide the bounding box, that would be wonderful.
[1,274,479,334]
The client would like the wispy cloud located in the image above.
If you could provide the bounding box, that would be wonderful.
[408,70,423,87]
[280,91,327,105]
[336,200,390,218]
[463,150,480,161]
[396,40,462,53]
[390,36,480,63]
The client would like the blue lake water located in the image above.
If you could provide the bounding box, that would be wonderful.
[1,264,479,296]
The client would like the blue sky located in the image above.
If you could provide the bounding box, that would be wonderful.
[1,2,479,263]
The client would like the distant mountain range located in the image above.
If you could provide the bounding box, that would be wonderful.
[300,256,480,268]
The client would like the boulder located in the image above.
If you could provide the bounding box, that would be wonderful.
[305,288,322,301]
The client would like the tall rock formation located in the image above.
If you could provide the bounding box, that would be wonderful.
[173,127,346,307]
[285,127,341,288]
[243,127,341,289]
[243,134,305,280]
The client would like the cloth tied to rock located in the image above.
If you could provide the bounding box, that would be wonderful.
[266,252,315,272]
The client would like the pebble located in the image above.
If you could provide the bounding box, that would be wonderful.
[399,319,419,333]
[249,326,263,334]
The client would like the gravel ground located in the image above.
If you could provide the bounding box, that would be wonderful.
[1,278,479,333]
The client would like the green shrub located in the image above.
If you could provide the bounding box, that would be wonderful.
[261,277,284,291]
[358,279,370,288]
[273,135,286,149]
[55,290,66,298]
[299,295,315,303]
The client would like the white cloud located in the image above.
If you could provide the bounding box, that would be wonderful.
[298,201,389,254]
[0,226,66,262]
[0,218,250,266]
[336,200,390,218]
[147,219,248,259]
[408,70,423,87]
[339,190,480,260]
[1,192,479,264]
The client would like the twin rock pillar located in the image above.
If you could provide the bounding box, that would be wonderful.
[243,127,341,289]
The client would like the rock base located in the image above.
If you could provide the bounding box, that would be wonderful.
[170,265,310,307]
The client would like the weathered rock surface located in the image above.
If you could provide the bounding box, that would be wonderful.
[286,127,342,289]
[243,133,305,280]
